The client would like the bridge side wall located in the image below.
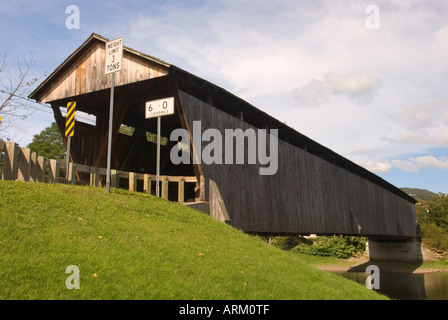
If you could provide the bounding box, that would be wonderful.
[179,90,417,238]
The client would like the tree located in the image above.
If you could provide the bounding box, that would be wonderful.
[0,52,46,139]
[27,122,66,160]
[419,192,448,252]
[425,193,448,230]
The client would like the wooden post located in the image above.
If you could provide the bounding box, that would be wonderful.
[30,151,38,182]
[37,156,45,182]
[3,141,18,180]
[143,173,151,194]
[90,167,99,187]
[161,176,168,200]
[199,175,205,201]
[111,169,119,188]
[48,159,60,183]
[178,177,185,203]
[129,172,137,192]
[68,163,76,185]
[209,179,231,224]
[17,147,32,182]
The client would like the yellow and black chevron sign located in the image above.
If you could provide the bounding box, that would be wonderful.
[65,101,76,137]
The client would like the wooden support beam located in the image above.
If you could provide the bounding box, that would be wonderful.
[169,77,204,200]
[129,172,137,192]
[143,173,151,194]
[209,179,231,224]
[161,175,168,200]
[169,77,203,180]
[17,147,32,182]
[111,169,120,188]
[68,163,76,185]
[90,167,99,187]
[48,159,60,183]
[94,94,128,168]
[178,177,184,203]
[119,125,146,170]
[30,152,38,182]
[37,156,46,182]
[3,141,18,180]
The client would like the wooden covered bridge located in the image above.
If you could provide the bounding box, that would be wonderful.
[29,33,419,245]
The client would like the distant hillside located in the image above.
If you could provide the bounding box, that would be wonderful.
[401,188,438,201]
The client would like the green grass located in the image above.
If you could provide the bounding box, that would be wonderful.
[0,180,387,300]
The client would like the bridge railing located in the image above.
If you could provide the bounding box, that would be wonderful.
[0,140,197,202]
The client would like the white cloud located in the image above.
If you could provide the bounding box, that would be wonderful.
[383,129,448,148]
[292,79,329,107]
[431,25,448,70]
[392,101,446,131]
[293,71,382,107]
[359,155,448,174]
[391,155,448,172]
[358,161,392,174]
[324,72,382,97]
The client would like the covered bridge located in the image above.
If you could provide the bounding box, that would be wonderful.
[29,33,418,242]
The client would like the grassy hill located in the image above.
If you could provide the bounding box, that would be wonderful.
[0,180,385,300]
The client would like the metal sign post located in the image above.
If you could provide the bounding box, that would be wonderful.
[65,136,71,183]
[104,36,123,193]
[156,116,161,197]
[145,97,175,197]
[65,101,76,183]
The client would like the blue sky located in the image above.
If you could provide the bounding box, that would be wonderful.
[1,0,447,194]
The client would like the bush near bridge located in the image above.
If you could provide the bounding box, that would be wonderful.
[271,235,367,259]
[417,192,448,254]
[0,180,386,300]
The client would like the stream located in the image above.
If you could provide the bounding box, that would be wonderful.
[334,271,448,300]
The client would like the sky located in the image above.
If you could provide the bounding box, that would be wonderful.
[0,0,447,193]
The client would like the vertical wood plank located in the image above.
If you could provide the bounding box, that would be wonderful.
[48,159,60,183]
[143,173,151,194]
[37,156,45,182]
[17,147,31,182]
[30,152,38,183]
[129,172,137,192]
[178,177,184,203]
[111,169,119,188]
[68,163,76,185]
[3,141,18,180]
[161,176,168,200]
[90,166,99,187]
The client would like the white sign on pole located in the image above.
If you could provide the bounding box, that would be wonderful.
[105,36,124,75]
[104,36,124,193]
[145,97,175,197]
[145,97,175,119]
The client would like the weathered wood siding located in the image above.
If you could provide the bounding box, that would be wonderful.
[40,41,168,103]
[179,90,417,238]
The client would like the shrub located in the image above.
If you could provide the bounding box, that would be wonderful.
[420,222,448,253]
[292,235,367,259]
[270,236,312,250]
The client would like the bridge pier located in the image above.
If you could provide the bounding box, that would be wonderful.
[367,237,423,262]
